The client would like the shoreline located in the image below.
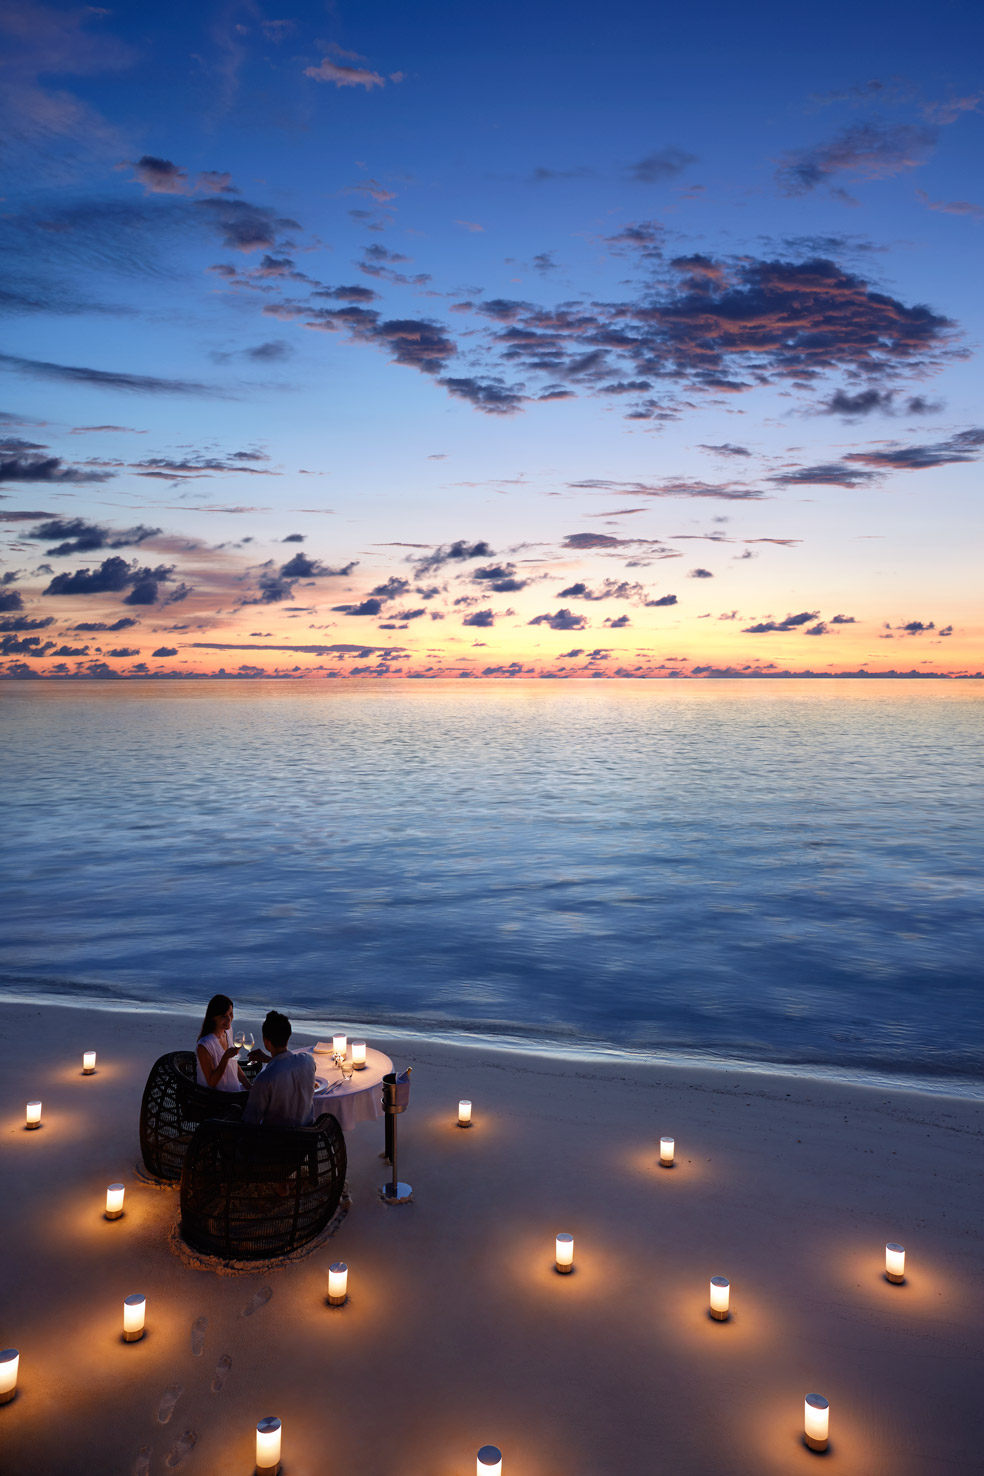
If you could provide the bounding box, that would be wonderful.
[3,988,982,1102]
[2,997,982,1475]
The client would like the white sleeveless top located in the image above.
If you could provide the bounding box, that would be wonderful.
[196,1032,241,1091]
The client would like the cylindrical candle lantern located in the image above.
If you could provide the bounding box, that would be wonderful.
[659,1135,675,1167]
[83,1051,96,1074]
[332,1033,347,1057]
[327,1262,348,1306]
[105,1183,126,1220]
[122,1294,146,1342]
[0,1349,19,1405]
[804,1394,829,1451]
[351,1040,367,1069]
[25,1101,42,1130]
[709,1276,730,1320]
[555,1232,574,1274]
[885,1242,906,1284]
[256,1416,282,1473]
[477,1446,502,1475]
[458,1098,473,1128]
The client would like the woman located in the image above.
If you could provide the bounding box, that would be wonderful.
[196,994,250,1091]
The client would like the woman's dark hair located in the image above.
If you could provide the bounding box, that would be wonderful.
[200,993,234,1040]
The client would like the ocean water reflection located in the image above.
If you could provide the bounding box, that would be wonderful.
[2,679,982,1079]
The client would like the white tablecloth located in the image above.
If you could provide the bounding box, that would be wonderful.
[304,1045,393,1134]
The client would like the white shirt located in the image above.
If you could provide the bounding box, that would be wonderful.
[243,1050,316,1129]
[196,1032,241,1091]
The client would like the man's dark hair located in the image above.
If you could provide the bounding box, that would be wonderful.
[262,1010,292,1049]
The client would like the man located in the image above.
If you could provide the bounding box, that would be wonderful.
[243,1010,316,1129]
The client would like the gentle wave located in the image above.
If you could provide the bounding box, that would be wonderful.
[3,678,982,1082]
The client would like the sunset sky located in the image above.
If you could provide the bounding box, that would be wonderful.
[1,0,981,679]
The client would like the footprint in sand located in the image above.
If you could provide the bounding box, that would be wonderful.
[211,1354,232,1394]
[190,1316,207,1356]
[132,1448,152,1476]
[157,1383,183,1425]
[165,1430,198,1469]
[241,1286,273,1317]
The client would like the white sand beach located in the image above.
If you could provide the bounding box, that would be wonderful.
[1,999,982,1476]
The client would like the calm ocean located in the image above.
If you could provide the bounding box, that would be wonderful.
[2,680,982,1086]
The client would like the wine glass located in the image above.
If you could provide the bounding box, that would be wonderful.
[234,1029,246,1058]
[341,1060,354,1083]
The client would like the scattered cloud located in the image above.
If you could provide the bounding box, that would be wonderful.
[528,607,588,631]
[777,122,937,194]
[44,555,179,605]
[843,427,984,472]
[304,52,388,90]
[26,518,159,554]
[627,147,698,183]
[570,478,765,501]
[0,351,223,397]
[413,539,494,574]
[915,189,984,222]
[0,452,112,485]
[743,610,821,633]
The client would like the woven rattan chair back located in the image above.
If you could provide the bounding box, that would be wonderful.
[179,1113,347,1259]
[139,1050,248,1182]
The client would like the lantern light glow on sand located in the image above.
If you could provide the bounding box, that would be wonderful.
[458,1099,473,1127]
[105,1184,125,1220]
[885,1242,906,1283]
[351,1040,367,1069]
[555,1232,574,1273]
[327,1262,348,1306]
[0,1350,19,1405]
[82,1051,96,1074]
[122,1294,146,1342]
[256,1416,282,1473]
[709,1276,730,1320]
[804,1394,829,1451]
[25,1102,42,1130]
[477,1446,502,1475]
[659,1136,675,1167]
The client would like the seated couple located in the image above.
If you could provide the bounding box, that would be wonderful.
[196,993,316,1129]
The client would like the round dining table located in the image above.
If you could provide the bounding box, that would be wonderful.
[302,1044,393,1134]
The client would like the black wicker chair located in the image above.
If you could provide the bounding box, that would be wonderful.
[179,1113,347,1260]
[139,1051,248,1183]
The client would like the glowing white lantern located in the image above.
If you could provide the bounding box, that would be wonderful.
[122,1294,146,1342]
[0,1349,18,1405]
[82,1051,96,1074]
[25,1101,42,1130]
[458,1099,473,1127]
[352,1040,367,1069]
[256,1416,282,1473]
[555,1232,574,1274]
[659,1136,675,1167]
[332,1033,347,1057]
[105,1183,125,1220]
[885,1242,906,1284]
[709,1276,730,1320]
[327,1262,348,1306]
[477,1446,502,1475]
[804,1394,829,1451]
